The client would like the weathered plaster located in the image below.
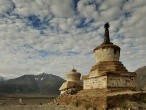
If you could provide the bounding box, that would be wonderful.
[107,76,136,88]
[83,76,107,89]
[94,48,120,63]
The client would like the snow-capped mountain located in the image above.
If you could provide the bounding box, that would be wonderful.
[0,76,6,83]
[0,73,65,94]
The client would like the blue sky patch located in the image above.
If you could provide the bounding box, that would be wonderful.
[124,11,132,18]
[67,51,80,56]
[39,50,49,57]
[27,15,48,30]
[76,18,88,28]
[38,50,64,57]
[6,2,15,16]
[72,0,79,14]
[23,44,33,49]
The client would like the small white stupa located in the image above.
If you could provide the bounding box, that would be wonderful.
[59,69,82,94]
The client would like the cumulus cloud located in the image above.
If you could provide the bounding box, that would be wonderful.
[0,0,146,78]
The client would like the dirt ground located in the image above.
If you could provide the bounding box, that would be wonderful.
[0,98,82,110]
[0,98,52,105]
[0,104,86,110]
[0,98,146,110]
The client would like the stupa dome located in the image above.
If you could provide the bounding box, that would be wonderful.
[66,69,81,82]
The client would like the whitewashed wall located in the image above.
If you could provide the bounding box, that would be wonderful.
[94,48,120,63]
[83,75,136,90]
[107,76,136,88]
[83,76,107,89]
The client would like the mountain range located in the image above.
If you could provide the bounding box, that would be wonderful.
[0,73,65,95]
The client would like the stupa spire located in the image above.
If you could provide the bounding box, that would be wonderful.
[103,22,111,44]
[72,68,77,72]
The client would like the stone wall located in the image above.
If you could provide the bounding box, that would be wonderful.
[83,75,136,89]
[83,76,107,89]
[107,76,136,88]
[94,48,120,63]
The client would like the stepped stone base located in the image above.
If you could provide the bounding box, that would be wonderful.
[91,61,128,74]
[82,61,137,90]
[59,81,82,94]
[83,61,136,79]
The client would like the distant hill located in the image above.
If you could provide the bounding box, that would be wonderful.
[135,66,146,90]
[0,73,65,95]
[0,76,6,83]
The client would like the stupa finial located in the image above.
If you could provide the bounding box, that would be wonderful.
[103,22,111,44]
[72,68,77,72]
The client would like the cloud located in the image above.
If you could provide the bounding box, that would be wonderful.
[0,0,146,78]
[50,0,76,18]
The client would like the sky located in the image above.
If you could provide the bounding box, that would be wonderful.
[0,0,146,78]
